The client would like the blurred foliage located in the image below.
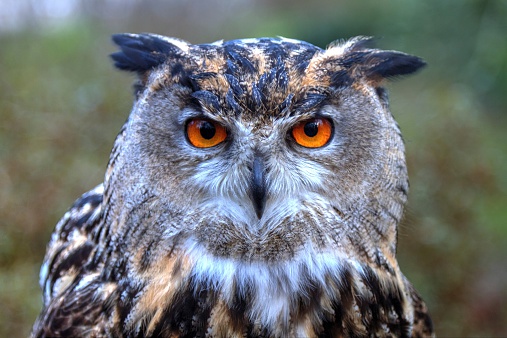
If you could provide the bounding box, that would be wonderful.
[0,0,506,336]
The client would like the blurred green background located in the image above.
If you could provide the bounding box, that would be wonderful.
[0,0,506,336]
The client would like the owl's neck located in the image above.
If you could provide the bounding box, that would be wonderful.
[118,239,413,337]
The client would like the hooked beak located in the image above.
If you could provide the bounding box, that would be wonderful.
[250,156,266,219]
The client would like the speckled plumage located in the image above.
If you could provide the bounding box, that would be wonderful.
[32,33,433,337]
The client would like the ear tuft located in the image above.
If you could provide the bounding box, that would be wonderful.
[363,51,426,80]
[110,33,188,74]
[325,38,426,87]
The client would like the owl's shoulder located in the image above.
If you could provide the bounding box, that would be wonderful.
[33,185,115,337]
[405,278,435,337]
[39,184,104,295]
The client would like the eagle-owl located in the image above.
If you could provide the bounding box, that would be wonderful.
[32,33,434,337]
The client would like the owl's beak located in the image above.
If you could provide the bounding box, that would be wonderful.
[250,156,266,219]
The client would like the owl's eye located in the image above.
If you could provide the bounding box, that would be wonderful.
[186,118,227,148]
[291,117,333,148]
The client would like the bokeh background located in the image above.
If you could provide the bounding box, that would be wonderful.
[1,0,506,336]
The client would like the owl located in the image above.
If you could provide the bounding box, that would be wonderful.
[32,33,433,337]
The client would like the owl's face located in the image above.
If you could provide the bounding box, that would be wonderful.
[107,35,424,265]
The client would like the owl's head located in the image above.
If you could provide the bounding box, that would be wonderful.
[107,34,424,262]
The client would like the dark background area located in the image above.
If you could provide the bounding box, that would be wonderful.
[0,0,506,336]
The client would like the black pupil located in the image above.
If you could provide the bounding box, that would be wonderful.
[199,121,216,139]
[304,121,319,137]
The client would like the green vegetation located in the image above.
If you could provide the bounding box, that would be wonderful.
[0,1,505,336]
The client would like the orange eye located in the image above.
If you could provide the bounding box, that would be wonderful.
[186,118,227,148]
[291,117,333,148]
